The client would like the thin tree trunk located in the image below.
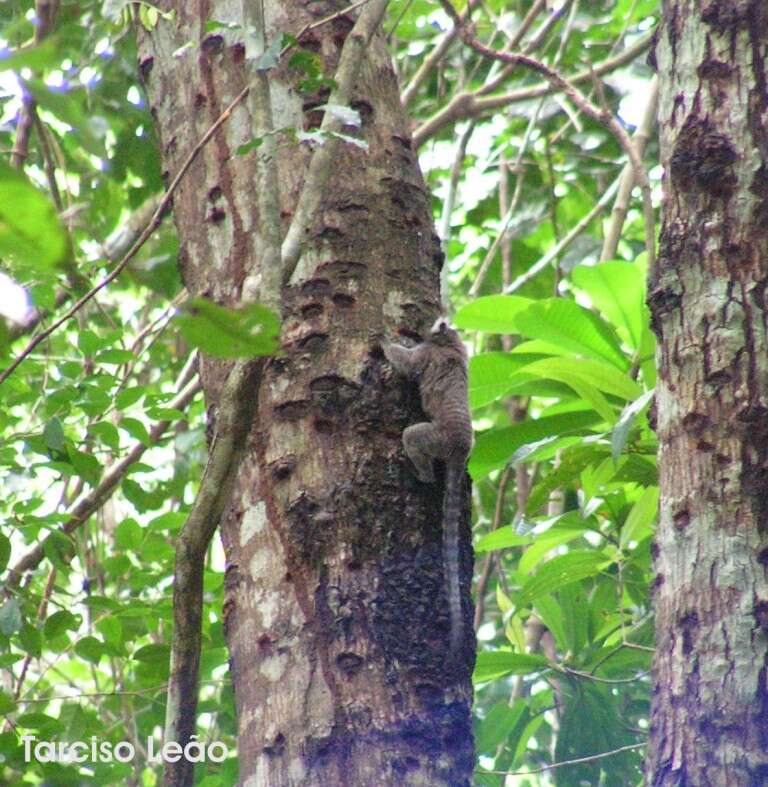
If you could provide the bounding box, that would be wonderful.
[647,3,768,784]
[138,2,475,785]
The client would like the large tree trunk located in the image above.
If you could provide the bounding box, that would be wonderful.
[647,3,768,784]
[137,2,475,785]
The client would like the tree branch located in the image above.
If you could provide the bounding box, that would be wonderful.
[437,0,654,276]
[163,358,260,787]
[412,31,652,148]
[281,0,391,283]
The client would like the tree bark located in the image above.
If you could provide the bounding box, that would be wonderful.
[647,2,768,784]
[138,2,475,785]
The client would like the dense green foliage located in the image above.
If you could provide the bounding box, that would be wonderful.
[0,1,658,784]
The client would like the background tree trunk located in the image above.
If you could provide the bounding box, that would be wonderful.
[138,2,475,785]
[648,3,768,784]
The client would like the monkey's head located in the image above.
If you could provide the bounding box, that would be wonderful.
[429,317,462,348]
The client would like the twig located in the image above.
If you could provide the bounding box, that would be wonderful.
[413,31,652,148]
[281,0,391,283]
[439,121,475,311]
[481,741,646,776]
[600,74,659,261]
[435,0,655,271]
[0,86,249,389]
[9,1,60,169]
[473,465,512,630]
[401,0,483,106]
[505,176,620,293]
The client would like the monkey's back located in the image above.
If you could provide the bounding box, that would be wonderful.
[419,347,473,459]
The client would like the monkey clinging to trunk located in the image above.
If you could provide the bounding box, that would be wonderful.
[381,318,473,662]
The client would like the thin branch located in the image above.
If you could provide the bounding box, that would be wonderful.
[281,0,391,283]
[163,359,260,787]
[439,121,475,311]
[473,465,512,630]
[505,176,620,293]
[435,0,655,270]
[0,87,249,389]
[600,74,659,261]
[413,31,652,148]
[400,0,483,107]
[481,742,646,776]
[3,374,201,589]
[9,0,59,169]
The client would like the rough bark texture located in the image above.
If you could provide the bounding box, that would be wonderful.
[647,2,768,784]
[137,2,475,785]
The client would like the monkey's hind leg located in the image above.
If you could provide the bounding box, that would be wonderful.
[402,422,440,483]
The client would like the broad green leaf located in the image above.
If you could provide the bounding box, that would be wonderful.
[475,700,527,754]
[132,643,170,663]
[475,526,530,553]
[620,486,659,548]
[514,299,629,370]
[519,358,642,401]
[532,594,568,651]
[0,39,60,72]
[0,160,68,272]
[519,515,590,575]
[454,295,532,332]
[473,651,551,683]
[119,417,151,446]
[469,410,604,479]
[175,298,280,358]
[468,352,544,408]
[42,417,65,452]
[612,388,654,460]
[516,551,609,608]
[43,610,80,639]
[0,599,22,636]
[572,261,646,349]
[115,519,144,550]
[74,636,104,664]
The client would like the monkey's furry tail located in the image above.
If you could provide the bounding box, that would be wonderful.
[443,457,464,663]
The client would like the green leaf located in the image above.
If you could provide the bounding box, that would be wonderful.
[115,386,146,410]
[514,299,629,370]
[175,298,280,358]
[612,388,654,460]
[44,610,80,639]
[516,551,609,608]
[0,159,68,272]
[19,623,41,658]
[469,410,604,479]
[475,700,527,754]
[74,636,104,664]
[518,514,590,575]
[119,417,151,446]
[572,261,646,349]
[132,643,170,663]
[0,534,10,573]
[43,417,67,452]
[620,486,659,548]
[475,526,531,553]
[0,690,15,715]
[25,79,105,158]
[454,295,532,332]
[115,519,144,550]
[519,358,642,401]
[474,651,550,683]
[0,39,60,72]
[468,352,542,409]
[0,599,22,636]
